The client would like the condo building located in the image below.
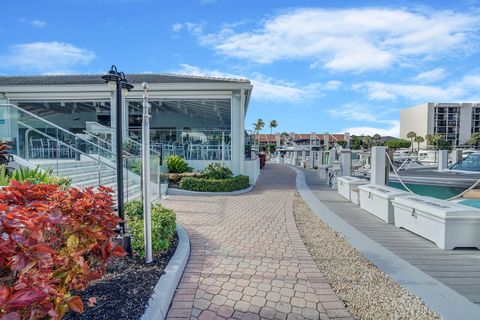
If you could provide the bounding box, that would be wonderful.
[400,102,480,147]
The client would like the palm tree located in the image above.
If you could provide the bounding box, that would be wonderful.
[253,118,265,150]
[414,136,424,152]
[407,131,416,153]
[467,133,480,147]
[269,120,278,136]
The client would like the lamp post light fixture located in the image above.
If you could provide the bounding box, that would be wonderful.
[101,65,134,235]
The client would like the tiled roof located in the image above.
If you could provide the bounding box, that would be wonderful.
[0,73,251,86]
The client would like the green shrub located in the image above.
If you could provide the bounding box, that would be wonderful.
[202,163,233,180]
[0,165,71,187]
[180,175,249,192]
[166,155,192,173]
[127,203,177,256]
[125,199,144,218]
[384,139,411,149]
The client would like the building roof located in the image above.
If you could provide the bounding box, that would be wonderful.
[0,73,251,86]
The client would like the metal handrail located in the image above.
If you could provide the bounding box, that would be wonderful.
[0,103,117,158]
[84,121,161,156]
[82,130,135,157]
[18,120,116,171]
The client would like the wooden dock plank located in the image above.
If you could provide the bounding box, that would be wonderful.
[303,169,480,305]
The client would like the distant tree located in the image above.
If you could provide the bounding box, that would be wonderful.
[438,139,452,151]
[350,135,364,150]
[372,134,382,146]
[252,118,265,148]
[385,139,411,149]
[361,135,372,150]
[467,133,480,147]
[269,120,278,136]
[425,133,443,150]
[414,136,424,152]
[407,131,416,153]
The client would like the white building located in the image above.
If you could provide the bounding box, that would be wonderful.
[400,102,480,147]
[0,74,260,183]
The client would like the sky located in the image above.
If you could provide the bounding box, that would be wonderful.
[1,0,480,137]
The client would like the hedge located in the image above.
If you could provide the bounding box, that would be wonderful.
[180,175,249,192]
[126,202,176,256]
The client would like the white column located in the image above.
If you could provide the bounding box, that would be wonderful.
[438,150,448,171]
[340,149,352,176]
[231,91,242,175]
[345,132,351,148]
[323,132,329,149]
[239,90,245,174]
[371,146,387,186]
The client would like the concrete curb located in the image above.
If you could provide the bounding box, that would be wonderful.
[290,166,480,320]
[141,224,190,320]
[167,184,254,196]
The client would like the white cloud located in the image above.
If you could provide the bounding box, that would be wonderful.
[19,18,47,28]
[31,20,46,28]
[329,103,399,137]
[171,23,183,32]
[354,73,480,102]
[189,8,480,72]
[2,42,95,72]
[176,64,339,102]
[171,22,205,35]
[324,80,342,90]
[329,104,379,122]
[412,68,446,83]
[343,121,400,137]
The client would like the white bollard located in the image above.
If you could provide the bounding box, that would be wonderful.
[452,149,463,165]
[371,146,387,186]
[438,150,448,171]
[340,149,352,176]
[328,148,337,165]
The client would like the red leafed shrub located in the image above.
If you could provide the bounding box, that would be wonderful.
[0,181,126,320]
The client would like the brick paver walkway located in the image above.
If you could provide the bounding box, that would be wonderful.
[164,164,352,320]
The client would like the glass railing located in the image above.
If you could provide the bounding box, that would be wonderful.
[129,128,232,161]
[0,104,117,162]
[124,155,164,201]
[82,122,233,162]
[0,104,162,202]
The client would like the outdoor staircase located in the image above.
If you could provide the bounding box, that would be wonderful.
[1,103,157,203]
[33,160,143,202]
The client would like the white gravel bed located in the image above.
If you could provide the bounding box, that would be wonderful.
[293,193,441,320]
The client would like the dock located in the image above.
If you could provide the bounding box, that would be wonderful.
[302,167,480,305]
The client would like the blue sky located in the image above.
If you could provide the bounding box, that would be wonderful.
[1,0,480,137]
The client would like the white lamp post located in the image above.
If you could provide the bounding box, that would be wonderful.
[142,82,153,263]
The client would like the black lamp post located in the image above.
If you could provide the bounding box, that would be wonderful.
[101,65,133,234]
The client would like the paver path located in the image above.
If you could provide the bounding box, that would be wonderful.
[164,164,352,320]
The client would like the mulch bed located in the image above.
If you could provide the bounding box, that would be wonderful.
[64,234,178,320]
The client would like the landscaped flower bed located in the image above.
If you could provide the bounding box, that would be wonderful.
[178,163,250,192]
[0,173,178,319]
[0,181,126,319]
[63,238,177,320]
